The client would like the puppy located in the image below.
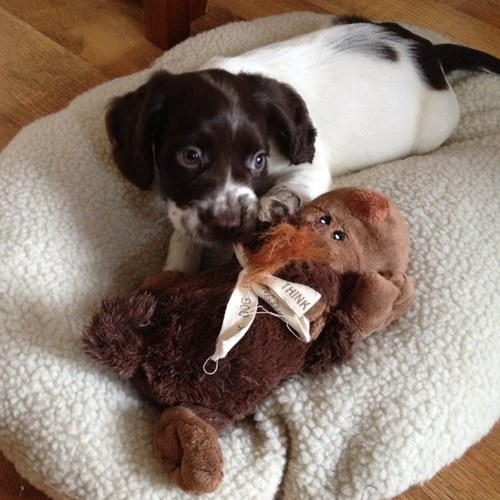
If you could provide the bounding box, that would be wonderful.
[106,16,500,272]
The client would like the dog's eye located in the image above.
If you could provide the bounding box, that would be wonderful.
[251,151,267,171]
[319,215,331,225]
[333,230,347,241]
[177,147,202,168]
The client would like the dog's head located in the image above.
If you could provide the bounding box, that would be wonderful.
[106,69,316,244]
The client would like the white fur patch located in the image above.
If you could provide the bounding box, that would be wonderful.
[209,23,460,180]
[167,181,258,246]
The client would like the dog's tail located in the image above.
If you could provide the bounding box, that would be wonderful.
[435,43,500,75]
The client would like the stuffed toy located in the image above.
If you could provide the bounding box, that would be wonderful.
[83,187,414,495]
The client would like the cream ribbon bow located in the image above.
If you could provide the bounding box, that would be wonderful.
[204,243,322,374]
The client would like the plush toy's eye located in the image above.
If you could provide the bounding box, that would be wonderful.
[333,230,347,241]
[319,215,331,225]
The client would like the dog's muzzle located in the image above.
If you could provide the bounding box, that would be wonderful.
[198,193,259,243]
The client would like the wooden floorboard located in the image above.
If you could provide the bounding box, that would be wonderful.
[0,0,163,77]
[0,6,107,145]
[212,0,500,55]
[0,0,162,147]
[0,0,498,498]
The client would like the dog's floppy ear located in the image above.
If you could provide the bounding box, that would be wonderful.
[248,75,317,165]
[105,71,171,189]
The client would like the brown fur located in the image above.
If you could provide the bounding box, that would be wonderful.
[83,187,414,495]
[105,70,316,244]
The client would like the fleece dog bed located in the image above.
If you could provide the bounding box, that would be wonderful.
[0,12,499,500]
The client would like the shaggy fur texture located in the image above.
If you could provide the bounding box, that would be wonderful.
[83,187,414,495]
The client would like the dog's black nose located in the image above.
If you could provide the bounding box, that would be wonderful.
[211,210,241,230]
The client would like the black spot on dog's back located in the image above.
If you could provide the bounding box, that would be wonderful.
[379,22,449,90]
[329,19,399,63]
[332,16,449,90]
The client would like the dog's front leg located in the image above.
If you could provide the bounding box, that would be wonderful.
[163,229,203,274]
[259,154,332,223]
[258,189,302,223]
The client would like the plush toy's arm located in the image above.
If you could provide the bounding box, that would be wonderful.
[302,310,360,373]
[305,297,330,340]
[346,270,414,338]
[302,271,414,374]
[278,260,341,340]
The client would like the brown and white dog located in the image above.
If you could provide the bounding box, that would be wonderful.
[106,17,499,272]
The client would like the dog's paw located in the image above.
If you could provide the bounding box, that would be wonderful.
[258,191,301,223]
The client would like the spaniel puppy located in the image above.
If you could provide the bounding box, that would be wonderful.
[106,17,499,272]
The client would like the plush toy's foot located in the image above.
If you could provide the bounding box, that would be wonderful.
[389,272,415,318]
[153,406,224,495]
[350,270,414,338]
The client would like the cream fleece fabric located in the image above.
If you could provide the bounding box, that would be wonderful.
[1,12,499,500]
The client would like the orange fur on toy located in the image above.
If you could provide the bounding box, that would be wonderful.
[244,223,330,282]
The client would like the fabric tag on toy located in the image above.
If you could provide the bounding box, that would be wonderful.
[204,244,322,374]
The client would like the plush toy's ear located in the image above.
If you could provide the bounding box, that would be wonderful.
[347,189,390,222]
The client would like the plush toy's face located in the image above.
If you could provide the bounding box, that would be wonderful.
[293,188,410,274]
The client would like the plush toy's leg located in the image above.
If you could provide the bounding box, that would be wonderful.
[153,406,224,495]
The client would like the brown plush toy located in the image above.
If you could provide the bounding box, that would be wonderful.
[83,187,414,496]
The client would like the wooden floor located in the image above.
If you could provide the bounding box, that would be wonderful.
[0,0,498,498]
